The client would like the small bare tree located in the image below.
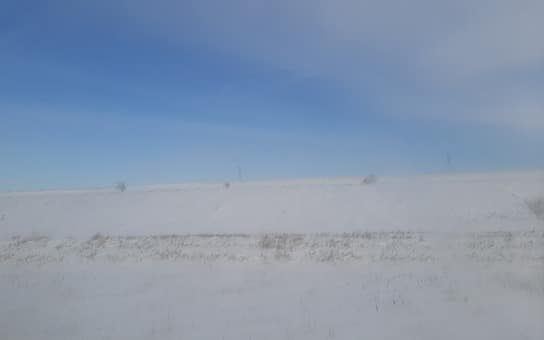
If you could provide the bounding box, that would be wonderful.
[362,174,378,185]
[115,181,127,192]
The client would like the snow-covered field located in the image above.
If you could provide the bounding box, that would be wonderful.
[1,171,543,339]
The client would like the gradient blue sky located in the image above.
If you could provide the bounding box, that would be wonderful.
[1,0,543,191]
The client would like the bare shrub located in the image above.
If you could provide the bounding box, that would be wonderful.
[259,233,303,250]
[12,232,49,246]
[525,197,544,221]
[90,232,105,241]
[362,174,378,185]
[274,248,291,261]
[259,234,285,249]
[115,181,127,192]
[90,233,107,247]
[224,182,231,189]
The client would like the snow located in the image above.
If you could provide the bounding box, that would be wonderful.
[0,171,543,239]
[0,171,543,339]
[1,262,543,339]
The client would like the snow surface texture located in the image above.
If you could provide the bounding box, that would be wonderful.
[1,171,543,339]
[1,171,543,239]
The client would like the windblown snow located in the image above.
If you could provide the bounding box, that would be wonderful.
[0,171,543,339]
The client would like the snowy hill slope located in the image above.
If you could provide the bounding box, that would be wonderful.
[1,171,543,340]
[0,171,543,239]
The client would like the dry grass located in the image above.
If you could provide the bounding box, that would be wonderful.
[525,197,544,221]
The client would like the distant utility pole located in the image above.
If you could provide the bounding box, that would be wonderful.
[237,166,243,182]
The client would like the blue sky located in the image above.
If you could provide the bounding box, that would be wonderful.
[1,0,543,190]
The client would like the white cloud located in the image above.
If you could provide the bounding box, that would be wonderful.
[84,0,544,132]
[428,0,544,77]
[476,95,544,132]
